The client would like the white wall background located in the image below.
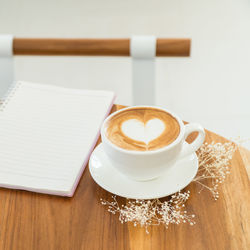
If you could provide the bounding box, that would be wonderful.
[1,0,250,148]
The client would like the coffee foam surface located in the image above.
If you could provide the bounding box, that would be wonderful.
[105,107,180,151]
[121,118,165,145]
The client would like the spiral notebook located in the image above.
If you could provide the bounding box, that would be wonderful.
[0,81,115,196]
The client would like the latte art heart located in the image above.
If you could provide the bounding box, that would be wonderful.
[105,107,180,151]
[121,118,165,144]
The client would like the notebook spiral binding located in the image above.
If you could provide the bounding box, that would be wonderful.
[0,82,21,111]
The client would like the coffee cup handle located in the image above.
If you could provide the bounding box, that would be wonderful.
[179,123,205,158]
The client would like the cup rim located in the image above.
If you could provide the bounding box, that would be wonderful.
[101,105,185,155]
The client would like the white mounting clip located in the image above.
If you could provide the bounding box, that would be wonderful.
[130,36,156,105]
[0,34,14,99]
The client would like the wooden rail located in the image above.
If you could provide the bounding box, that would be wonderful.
[13,38,191,57]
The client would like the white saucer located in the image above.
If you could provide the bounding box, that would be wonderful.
[89,143,198,199]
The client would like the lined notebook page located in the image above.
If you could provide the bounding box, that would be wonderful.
[0,81,115,196]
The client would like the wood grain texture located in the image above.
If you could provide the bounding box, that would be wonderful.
[239,146,250,179]
[13,38,190,57]
[0,104,249,250]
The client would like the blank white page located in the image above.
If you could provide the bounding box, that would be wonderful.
[0,81,115,196]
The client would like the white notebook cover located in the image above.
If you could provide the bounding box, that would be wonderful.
[0,81,115,196]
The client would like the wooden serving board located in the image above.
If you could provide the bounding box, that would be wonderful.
[0,105,249,250]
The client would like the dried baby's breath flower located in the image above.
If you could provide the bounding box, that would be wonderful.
[194,141,237,200]
[101,191,195,234]
[101,141,236,233]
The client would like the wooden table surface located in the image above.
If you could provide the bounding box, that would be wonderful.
[0,105,249,250]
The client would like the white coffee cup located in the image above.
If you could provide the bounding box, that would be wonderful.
[101,106,205,181]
